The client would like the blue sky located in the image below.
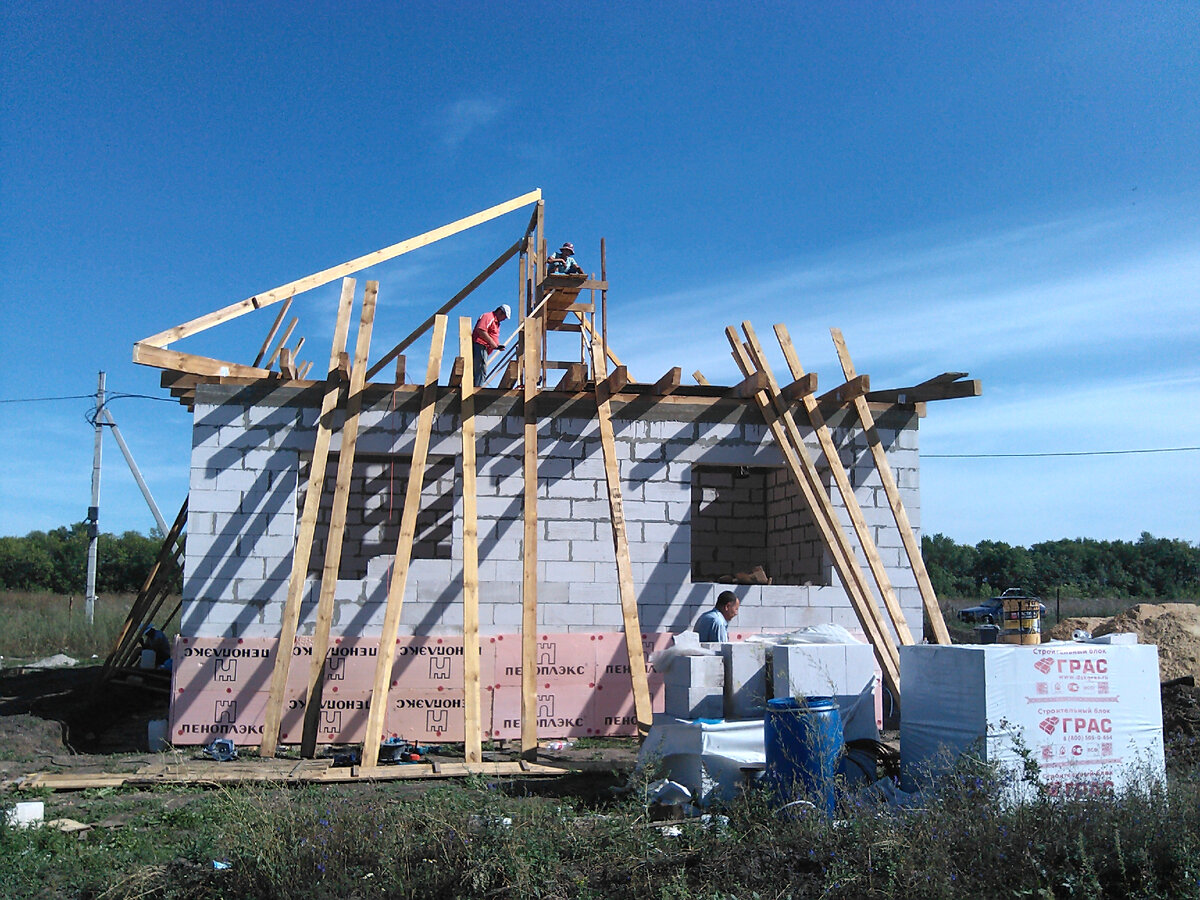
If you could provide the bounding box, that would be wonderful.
[1,2,1197,546]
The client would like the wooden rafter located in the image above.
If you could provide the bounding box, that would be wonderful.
[831,328,952,644]
[260,278,357,756]
[361,315,449,767]
[299,282,378,757]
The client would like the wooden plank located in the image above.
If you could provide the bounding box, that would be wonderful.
[448,356,465,387]
[751,324,913,647]
[298,361,314,379]
[520,314,541,760]
[394,355,406,385]
[546,322,583,333]
[593,332,653,737]
[300,282,378,758]
[604,366,629,394]
[366,237,524,381]
[831,328,951,644]
[336,351,352,381]
[259,278,357,757]
[574,313,629,381]
[278,347,298,380]
[652,367,682,396]
[726,327,901,697]
[553,363,588,392]
[132,344,272,378]
[140,190,541,349]
[459,318,483,764]
[815,374,870,406]
[728,369,769,398]
[361,315,448,767]
[265,318,299,369]
[693,371,710,386]
[498,358,519,390]
[865,379,981,404]
[253,297,293,367]
[780,372,819,402]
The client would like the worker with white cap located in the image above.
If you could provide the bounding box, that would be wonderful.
[471,304,510,386]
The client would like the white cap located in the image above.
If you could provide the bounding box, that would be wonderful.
[500,304,511,318]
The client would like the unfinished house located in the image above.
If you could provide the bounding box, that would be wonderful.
[116,191,977,763]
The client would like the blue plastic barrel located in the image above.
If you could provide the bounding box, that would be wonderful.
[764,696,844,816]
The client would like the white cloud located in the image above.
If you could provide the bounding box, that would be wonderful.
[440,97,505,149]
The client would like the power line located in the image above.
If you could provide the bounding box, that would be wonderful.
[926,446,1200,459]
[0,393,96,404]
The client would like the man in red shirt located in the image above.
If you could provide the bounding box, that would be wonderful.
[471,304,510,386]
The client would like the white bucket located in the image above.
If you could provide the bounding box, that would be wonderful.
[5,801,44,828]
[147,718,170,751]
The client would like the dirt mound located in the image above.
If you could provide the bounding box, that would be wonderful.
[1046,603,1200,682]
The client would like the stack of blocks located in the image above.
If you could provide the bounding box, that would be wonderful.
[663,654,725,719]
[662,640,881,739]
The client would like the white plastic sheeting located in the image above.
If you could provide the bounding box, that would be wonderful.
[638,716,766,805]
[900,641,1165,800]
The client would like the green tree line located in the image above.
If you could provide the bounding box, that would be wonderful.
[922,532,1200,599]
[0,523,180,594]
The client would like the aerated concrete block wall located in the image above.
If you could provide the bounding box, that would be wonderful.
[181,383,923,641]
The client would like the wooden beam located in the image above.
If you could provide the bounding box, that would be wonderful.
[365,237,524,381]
[604,365,629,394]
[652,367,681,396]
[394,355,406,385]
[298,361,314,379]
[831,328,951,644]
[132,343,272,378]
[865,379,981,404]
[140,190,541,349]
[336,351,352,382]
[260,278,357,757]
[498,358,519,390]
[361,315,448,767]
[693,371,710,386]
[265,318,299,369]
[458,317,483,764]
[520,314,541,760]
[726,327,901,698]
[253,297,293,367]
[728,369,769,398]
[815,374,870,406]
[755,324,913,648]
[448,356,465,388]
[553,363,588,392]
[279,347,298,380]
[300,282,378,758]
[574,313,630,381]
[780,372,819,403]
[593,331,653,737]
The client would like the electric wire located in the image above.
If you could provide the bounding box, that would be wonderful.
[926,447,1199,459]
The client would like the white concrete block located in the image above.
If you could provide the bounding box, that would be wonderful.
[772,644,848,700]
[663,683,724,720]
[663,654,725,688]
[722,642,770,718]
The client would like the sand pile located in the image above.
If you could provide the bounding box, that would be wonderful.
[1047,603,1200,682]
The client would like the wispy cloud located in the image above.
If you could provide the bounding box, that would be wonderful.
[440,97,505,149]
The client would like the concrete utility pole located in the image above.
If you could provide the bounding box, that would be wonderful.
[85,371,104,626]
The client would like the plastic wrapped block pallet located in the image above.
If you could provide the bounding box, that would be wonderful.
[722,643,769,719]
[769,643,881,741]
[900,642,1165,800]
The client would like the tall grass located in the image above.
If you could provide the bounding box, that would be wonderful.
[0,590,176,661]
[4,765,1198,899]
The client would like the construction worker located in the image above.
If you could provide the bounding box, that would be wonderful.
[547,242,584,275]
[694,591,740,643]
[471,304,510,386]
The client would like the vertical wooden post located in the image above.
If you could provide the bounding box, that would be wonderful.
[601,238,608,374]
[260,278,357,757]
[749,324,914,646]
[458,316,483,763]
[593,332,653,735]
[830,328,952,644]
[299,282,378,757]
[361,316,448,767]
[521,313,541,760]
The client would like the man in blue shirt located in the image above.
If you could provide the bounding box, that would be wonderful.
[547,242,583,275]
[694,591,740,642]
